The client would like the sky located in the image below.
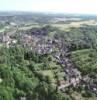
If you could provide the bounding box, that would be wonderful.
[0,0,97,14]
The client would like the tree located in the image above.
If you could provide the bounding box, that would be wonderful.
[0,86,14,100]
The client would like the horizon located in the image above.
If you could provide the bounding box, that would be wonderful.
[0,11,97,17]
[0,0,97,15]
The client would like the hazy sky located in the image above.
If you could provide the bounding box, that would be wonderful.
[0,0,97,14]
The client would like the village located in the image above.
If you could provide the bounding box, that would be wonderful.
[0,28,97,95]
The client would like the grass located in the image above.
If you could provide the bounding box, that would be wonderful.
[51,23,71,31]
[49,61,59,69]
[38,70,56,83]
[0,28,5,33]
[40,70,53,77]
[48,31,56,38]
[50,19,97,31]
[19,24,40,30]
[71,92,84,100]
[37,58,64,84]
[71,91,97,100]
[70,49,97,74]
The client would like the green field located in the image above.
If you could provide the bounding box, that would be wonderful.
[70,49,97,75]
[19,24,40,30]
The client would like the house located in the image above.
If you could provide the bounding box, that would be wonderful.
[70,77,80,87]
[12,39,17,44]
[88,84,97,93]
[2,35,10,43]
[18,97,26,100]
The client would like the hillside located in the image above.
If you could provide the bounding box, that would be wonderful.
[0,13,97,100]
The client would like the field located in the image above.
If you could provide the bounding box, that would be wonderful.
[38,70,56,83]
[50,19,97,31]
[70,49,97,74]
[19,24,40,30]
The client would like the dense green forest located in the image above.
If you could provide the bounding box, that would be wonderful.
[0,46,67,100]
